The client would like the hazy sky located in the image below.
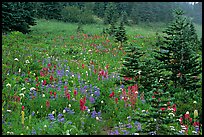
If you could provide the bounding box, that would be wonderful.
[189,2,199,5]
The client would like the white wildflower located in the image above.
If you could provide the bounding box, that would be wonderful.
[168,113,175,117]
[101,100,104,104]
[7,110,12,113]
[21,87,26,91]
[14,58,19,61]
[44,125,47,128]
[30,87,36,91]
[133,133,139,135]
[193,101,197,104]
[6,83,11,87]
[66,130,70,135]
[91,94,94,96]
[96,117,99,121]
[192,131,197,134]
[69,104,71,108]
[63,109,66,113]
[19,93,25,97]
[25,60,30,64]
[87,109,90,113]
[41,105,43,108]
[42,94,45,98]
[52,111,55,114]
[186,111,189,114]
[142,110,146,113]
[19,68,21,73]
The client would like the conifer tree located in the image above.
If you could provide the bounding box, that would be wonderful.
[108,22,117,37]
[118,43,143,86]
[2,2,36,33]
[104,2,119,25]
[133,79,180,135]
[115,21,128,47]
[154,9,202,94]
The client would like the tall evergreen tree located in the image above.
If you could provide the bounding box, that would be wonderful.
[104,2,119,25]
[154,9,202,96]
[115,21,128,47]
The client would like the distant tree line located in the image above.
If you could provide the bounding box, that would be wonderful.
[2,2,202,33]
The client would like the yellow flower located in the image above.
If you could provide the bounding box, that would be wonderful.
[21,111,25,125]
[194,110,198,118]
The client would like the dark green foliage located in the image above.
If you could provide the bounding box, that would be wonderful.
[108,22,117,37]
[133,80,180,135]
[199,37,202,50]
[60,6,95,24]
[104,2,119,25]
[76,23,84,33]
[36,2,62,20]
[115,22,128,47]
[154,9,202,93]
[118,44,143,85]
[93,2,106,18]
[2,2,36,34]
[139,58,164,98]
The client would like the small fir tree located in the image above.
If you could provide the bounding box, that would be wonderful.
[115,21,128,47]
[108,22,117,37]
[118,43,143,86]
[133,79,180,135]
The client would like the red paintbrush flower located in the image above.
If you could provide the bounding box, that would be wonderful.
[50,75,53,82]
[54,92,57,98]
[82,64,85,69]
[109,92,114,98]
[160,107,166,111]
[43,80,46,85]
[48,63,51,67]
[74,90,77,96]
[22,106,25,111]
[67,93,70,100]
[184,113,190,119]
[115,98,118,104]
[46,100,50,108]
[49,91,52,96]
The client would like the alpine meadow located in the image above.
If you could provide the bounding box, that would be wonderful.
[2,2,202,135]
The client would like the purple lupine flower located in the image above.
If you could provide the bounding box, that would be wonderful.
[94,90,100,97]
[122,130,129,135]
[195,126,199,132]
[58,113,63,118]
[78,74,80,79]
[89,96,95,104]
[97,111,101,117]
[115,130,119,135]
[48,114,55,121]
[91,111,97,118]
[58,118,65,123]
[32,111,35,116]
[126,124,132,128]
[137,123,141,131]
[120,84,124,89]
[31,129,36,135]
